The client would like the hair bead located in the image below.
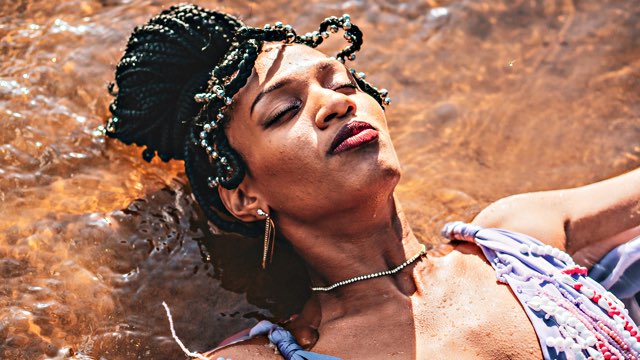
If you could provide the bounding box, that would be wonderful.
[108,5,391,235]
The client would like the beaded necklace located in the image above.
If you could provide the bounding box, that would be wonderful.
[311,244,427,292]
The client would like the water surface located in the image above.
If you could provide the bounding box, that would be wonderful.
[1,0,639,358]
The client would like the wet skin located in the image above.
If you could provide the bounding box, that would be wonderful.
[203,43,544,359]
[207,43,640,359]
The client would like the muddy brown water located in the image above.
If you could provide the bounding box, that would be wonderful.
[1,0,639,358]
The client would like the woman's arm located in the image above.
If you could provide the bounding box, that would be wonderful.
[473,167,640,265]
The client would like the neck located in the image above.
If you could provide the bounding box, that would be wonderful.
[278,193,426,322]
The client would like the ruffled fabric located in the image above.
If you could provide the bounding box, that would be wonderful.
[590,238,640,325]
[215,222,640,360]
[443,222,640,360]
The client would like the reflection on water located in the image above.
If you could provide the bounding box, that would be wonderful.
[1,0,639,358]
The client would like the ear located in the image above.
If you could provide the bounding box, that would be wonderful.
[217,181,267,222]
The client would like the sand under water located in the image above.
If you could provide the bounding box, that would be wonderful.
[1,0,639,358]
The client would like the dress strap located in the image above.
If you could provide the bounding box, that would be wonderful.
[237,320,342,360]
[441,221,482,242]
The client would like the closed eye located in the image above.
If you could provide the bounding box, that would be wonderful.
[333,82,358,91]
[264,99,302,128]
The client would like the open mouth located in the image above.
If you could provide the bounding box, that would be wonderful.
[329,121,379,155]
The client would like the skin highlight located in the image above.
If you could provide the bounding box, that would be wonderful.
[209,43,542,359]
[206,43,640,359]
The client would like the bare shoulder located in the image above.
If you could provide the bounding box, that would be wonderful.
[472,168,640,256]
[472,190,569,250]
[202,335,282,360]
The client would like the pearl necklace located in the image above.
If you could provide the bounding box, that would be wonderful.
[311,244,428,292]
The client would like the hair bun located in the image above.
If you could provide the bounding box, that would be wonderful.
[106,4,244,162]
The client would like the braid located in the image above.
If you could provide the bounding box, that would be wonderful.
[184,130,261,237]
[106,4,243,161]
[107,5,392,236]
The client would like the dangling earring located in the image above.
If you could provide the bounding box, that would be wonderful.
[257,209,275,269]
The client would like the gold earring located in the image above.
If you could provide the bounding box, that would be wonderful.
[257,209,275,269]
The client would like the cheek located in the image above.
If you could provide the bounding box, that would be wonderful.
[359,94,388,126]
[254,124,323,183]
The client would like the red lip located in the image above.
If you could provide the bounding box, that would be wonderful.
[329,121,379,155]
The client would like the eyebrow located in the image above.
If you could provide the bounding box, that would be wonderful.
[250,61,338,116]
[250,79,292,115]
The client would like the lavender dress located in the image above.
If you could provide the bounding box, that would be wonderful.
[223,222,640,360]
[442,222,640,360]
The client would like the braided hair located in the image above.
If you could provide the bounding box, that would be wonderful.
[106,4,390,237]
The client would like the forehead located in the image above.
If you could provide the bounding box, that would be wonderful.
[252,43,330,84]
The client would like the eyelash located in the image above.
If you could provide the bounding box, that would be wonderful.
[334,82,357,91]
[264,81,357,127]
[265,99,302,127]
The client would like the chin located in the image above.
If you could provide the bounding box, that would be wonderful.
[378,159,402,192]
[353,152,402,197]
[335,135,402,198]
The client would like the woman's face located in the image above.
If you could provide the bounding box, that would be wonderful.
[225,43,401,223]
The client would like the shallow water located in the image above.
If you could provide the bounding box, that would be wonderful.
[1,0,639,358]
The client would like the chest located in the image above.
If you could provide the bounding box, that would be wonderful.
[313,245,544,359]
[412,245,543,359]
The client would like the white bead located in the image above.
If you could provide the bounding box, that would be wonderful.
[545,337,556,347]
[580,287,594,298]
[527,297,542,311]
[551,248,560,258]
[568,343,582,353]
[611,294,625,309]
[597,297,610,311]
[556,312,568,325]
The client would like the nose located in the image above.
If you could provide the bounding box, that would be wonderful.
[314,90,357,130]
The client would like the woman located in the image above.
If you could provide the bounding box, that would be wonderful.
[106,4,640,359]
